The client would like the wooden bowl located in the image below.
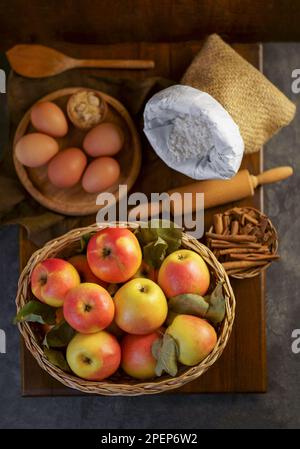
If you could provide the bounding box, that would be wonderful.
[207,206,279,279]
[13,88,142,216]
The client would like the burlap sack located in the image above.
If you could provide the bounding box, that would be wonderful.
[181,34,296,154]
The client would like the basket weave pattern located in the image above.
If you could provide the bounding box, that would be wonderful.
[208,207,279,279]
[16,222,236,396]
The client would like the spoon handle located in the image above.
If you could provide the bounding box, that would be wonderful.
[76,58,155,70]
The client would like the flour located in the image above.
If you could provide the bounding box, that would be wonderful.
[143,85,244,180]
[168,115,214,162]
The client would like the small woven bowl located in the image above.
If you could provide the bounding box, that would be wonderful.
[15,222,236,396]
[208,207,278,279]
[67,89,108,130]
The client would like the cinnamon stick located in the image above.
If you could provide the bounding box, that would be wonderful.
[230,220,239,235]
[213,214,223,235]
[219,247,268,255]
[222,260,267,270]
[244,213,259,225]
[228,253,280,261]
[240,223,252,235]
[206,232,257,243]
[211,241,263,249]
[222,215,230,233]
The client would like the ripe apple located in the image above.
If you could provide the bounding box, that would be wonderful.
[158,249,210,298]
[31,258,80,307]
[87,227,142,283]
[63,283,114,334]
[121,332,160,379]
[166,314,217,366]
[67,331,121,381]
[68,254,107,288]
[131,260,157,282]
[114,278,168,335]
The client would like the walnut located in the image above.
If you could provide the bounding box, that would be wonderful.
[67,90,107,130]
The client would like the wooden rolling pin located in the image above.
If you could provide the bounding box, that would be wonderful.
[129,167,293,219]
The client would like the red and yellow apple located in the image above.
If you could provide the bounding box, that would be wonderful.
[31,258,80,307]
[114,278,168,335]
[131,260,157,282]
[158,249,210,298]
[66,331,121,381]
[87,227,142,283]
[166,314,217,366]
[68,254,107,288]
[63,283,114,333]
[121,331,160,379]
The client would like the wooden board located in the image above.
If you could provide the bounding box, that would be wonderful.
[18,40,266,395]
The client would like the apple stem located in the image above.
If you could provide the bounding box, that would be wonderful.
[102,247,112,258]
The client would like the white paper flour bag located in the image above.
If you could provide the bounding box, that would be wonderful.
[143,85,244,180]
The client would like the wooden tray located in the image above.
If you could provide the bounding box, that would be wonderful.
[13,88,142,216]
[18,40,266,395]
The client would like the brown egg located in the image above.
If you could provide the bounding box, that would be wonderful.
[83,122,124,157]
[48,148,87,188]
[82,157,120,193]
[15,133,59,167]
[31,101,68,137]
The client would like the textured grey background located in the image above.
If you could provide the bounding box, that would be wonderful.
[0,43,299,429]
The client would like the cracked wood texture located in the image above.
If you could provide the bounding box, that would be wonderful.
[18,39,266,395]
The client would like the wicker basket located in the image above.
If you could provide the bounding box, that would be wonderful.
[15,222,236,396]
[207,207,279,279]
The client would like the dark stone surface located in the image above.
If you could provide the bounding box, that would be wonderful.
[0,44,300,429]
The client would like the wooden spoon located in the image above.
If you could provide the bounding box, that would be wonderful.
[6,44,155,78]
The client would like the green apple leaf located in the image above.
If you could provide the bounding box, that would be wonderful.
[43,320,75,348]
[78,233,92,253]
[44,348,71,372]
[14,300,57,325]
[135,220,183,267]
[137,220,182,246]
[168,294,209,317]
[204,282,226,326]
[168,283,225,326]
[154,222,183,255]
[143,236,168,268]
[135,225,160,245]
[152,333,179,377]
[151,338,162,361]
